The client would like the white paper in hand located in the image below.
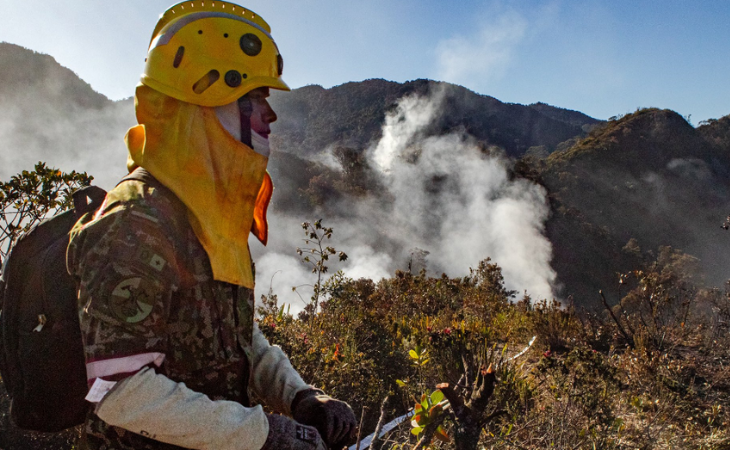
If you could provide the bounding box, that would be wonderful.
[85,378,117,403]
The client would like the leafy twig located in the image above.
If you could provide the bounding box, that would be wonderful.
[412,413,447,450]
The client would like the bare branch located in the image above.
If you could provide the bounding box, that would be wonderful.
[369,397,389,450]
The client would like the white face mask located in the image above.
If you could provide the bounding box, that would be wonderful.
[250,130,270,158]
[214,101,270,157]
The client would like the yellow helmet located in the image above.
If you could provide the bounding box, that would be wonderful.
[142,0,290,107]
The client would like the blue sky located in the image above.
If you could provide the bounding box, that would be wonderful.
[2,0,729,122]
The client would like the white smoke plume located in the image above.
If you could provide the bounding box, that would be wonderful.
[0,99,133,190]
[254,90,557,311]
[368,90,555,298]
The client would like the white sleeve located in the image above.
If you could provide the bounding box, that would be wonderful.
[249,322,310,415]
[95,367,269,450]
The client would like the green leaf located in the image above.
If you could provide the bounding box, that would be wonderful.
[613,418,624,430]
[435,426,450,442]
[396,379,407,387]
[410,426,423,436]
[430,390,444,405]
[409,349,419,360]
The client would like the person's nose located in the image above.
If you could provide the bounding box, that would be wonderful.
[262,102,277,124]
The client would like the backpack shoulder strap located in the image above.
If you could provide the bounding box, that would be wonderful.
[117,167,187,222]
[117,168,179,203]
[119,167,165,191]
[71,185,107,220]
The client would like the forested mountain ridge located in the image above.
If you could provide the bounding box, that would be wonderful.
[538,108,730,302]
[0,42,110,108]
[269,78,601,158]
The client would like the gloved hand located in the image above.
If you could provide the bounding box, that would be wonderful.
[292,389,357,449]
[261,414,327,450]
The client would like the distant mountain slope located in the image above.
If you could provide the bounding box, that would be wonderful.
[528,102,600,129]
[540,108,730,302]
[269,79,601,158]
[0,42,133,188]
[0,42,109,108]
[697,115,730,153]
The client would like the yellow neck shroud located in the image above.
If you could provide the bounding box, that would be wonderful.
[125,85,272,288]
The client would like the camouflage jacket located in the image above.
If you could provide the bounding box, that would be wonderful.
[68,178,267,449]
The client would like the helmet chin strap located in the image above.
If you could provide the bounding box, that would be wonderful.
[237,95,252,147]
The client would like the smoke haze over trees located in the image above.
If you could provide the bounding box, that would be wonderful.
[0,44,132,190]
[3,42,730,310]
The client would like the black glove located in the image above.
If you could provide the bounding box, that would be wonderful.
[292,389,357,449]
[262,414,327,450]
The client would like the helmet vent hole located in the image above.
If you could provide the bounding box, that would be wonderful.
[225,70,242,88]
[242,73,248,79]
[224,33,229,38]
[173,46,185,68]
[192,70,220,94]
[198,30,203,35]
[240,33,262,56]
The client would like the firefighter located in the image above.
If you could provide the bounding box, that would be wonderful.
[67,2,357,449]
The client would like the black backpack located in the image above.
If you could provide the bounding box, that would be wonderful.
[0,169,164,432]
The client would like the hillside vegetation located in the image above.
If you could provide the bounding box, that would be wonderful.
[256,251,730,449]
[3,250,728,449]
